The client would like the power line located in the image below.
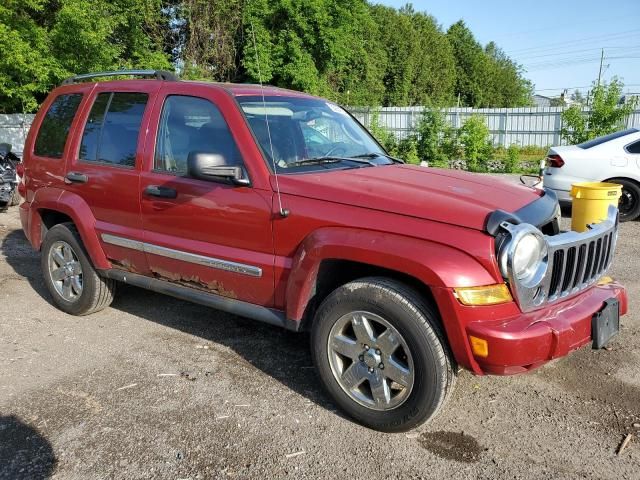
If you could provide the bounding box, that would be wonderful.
[506,29,640,55]
[517,45,640,61]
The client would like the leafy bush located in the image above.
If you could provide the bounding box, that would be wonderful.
[415,108,449,167]
[396,137,421,165]
[561,78,637,144]
[369,109,398,153]
[458,115,492,171]
[504,144,519,173]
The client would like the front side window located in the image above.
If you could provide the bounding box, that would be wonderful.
[237,96,388,173]
[79,92,148,167]
[154,95,242,175]
[34,93,83,158]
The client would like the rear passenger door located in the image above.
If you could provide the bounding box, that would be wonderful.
[139,86,275,306]
[64,83,160,274]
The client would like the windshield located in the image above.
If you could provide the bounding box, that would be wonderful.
[236,96,388,173]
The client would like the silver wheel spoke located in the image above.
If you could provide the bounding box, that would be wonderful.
[62,278,73,300]
[51,267,67,281]
[351,314,375,344]
[376,328,400,355]
[341,362,368,390]
[370,371,391,406]
[71,276,82,295]
[384,358,411,388]
[331,335,360,360]
[62,245,73,262]
[52,250,65,267]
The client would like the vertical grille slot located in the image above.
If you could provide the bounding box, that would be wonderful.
[561,246,576,293]
[548,250,564,297]
[583,241,595,283]
[572,244,587,289]
[591,237,602,279]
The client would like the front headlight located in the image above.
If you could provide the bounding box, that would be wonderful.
[499,225,548,286]
[512,233,547,281]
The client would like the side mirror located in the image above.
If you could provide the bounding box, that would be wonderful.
[187,152,250,186]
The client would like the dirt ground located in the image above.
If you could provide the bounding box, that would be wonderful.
[1,202,639,480]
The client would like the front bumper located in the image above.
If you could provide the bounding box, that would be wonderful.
[433,282,627,375]
[469,282,627,374]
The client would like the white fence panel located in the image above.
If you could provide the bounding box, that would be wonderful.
[349,106,640,148]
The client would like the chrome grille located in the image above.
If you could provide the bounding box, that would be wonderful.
[545,230,616,302]
[501,205,619,312]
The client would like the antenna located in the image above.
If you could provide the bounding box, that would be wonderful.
[250,23,289,218]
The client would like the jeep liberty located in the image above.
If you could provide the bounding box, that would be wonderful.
[18,70,627,432]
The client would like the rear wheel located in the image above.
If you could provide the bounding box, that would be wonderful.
[311,277,456,432]
[41,223,116,315]
[610,178,640,222]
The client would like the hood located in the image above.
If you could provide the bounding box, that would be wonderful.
[276,165,543,231]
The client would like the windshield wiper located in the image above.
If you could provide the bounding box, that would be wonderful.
[287,156,375,168]
[286,157,344,167]
[350,152,404,164]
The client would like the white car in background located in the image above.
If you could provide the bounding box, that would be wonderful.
[543,128,640,221]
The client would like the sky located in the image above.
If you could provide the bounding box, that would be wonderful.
[377,0,640,98]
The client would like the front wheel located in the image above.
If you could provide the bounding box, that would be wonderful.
[311,277,456,432]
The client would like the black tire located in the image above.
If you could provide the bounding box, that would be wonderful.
[311,277,456,432]
[41,222,116,315]
[609,178,640,222]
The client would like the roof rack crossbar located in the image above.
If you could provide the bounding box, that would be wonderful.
[61,69,178,85]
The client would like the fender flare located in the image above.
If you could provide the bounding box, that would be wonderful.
[29,188,110,270]
[284,226,497,322]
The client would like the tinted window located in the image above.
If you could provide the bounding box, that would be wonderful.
[154,95,242,174]
[79,92,148,167]
[577,128,639,149]
[34,94,83,158]
[626,140,640,154]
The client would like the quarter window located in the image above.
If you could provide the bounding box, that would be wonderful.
[154,95,242,174]
[79,92,148,167]
[626,140,640,154]
[34,94,83,158]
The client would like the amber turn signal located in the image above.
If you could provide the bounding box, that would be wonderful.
[469,336,489,358]
[597,276,614,285]
[454,284,513,306]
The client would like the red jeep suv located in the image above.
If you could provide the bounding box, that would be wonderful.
[19,70,627,432]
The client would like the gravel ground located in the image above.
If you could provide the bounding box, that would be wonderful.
[1,196,639,479]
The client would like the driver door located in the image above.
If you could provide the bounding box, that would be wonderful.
[139,86,275,306]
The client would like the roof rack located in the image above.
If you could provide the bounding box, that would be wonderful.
[61,69,178,85]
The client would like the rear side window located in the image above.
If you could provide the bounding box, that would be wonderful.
[79,92,148,167]
[577,128,639,149]
[34,93,83,158]
[626,140,640,154]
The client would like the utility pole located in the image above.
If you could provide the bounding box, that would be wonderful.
[597,48,605,87]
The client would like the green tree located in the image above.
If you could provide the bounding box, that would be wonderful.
[458,115,492,171]
[0,0,171,113]
[561,78,637,144]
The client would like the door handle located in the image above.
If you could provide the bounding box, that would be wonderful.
[65,172,88,184]
[144,185,177,199]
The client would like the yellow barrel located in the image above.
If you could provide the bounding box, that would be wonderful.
[570,182,622,232]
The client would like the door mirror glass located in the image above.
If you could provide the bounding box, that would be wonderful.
[187,152,250,186]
